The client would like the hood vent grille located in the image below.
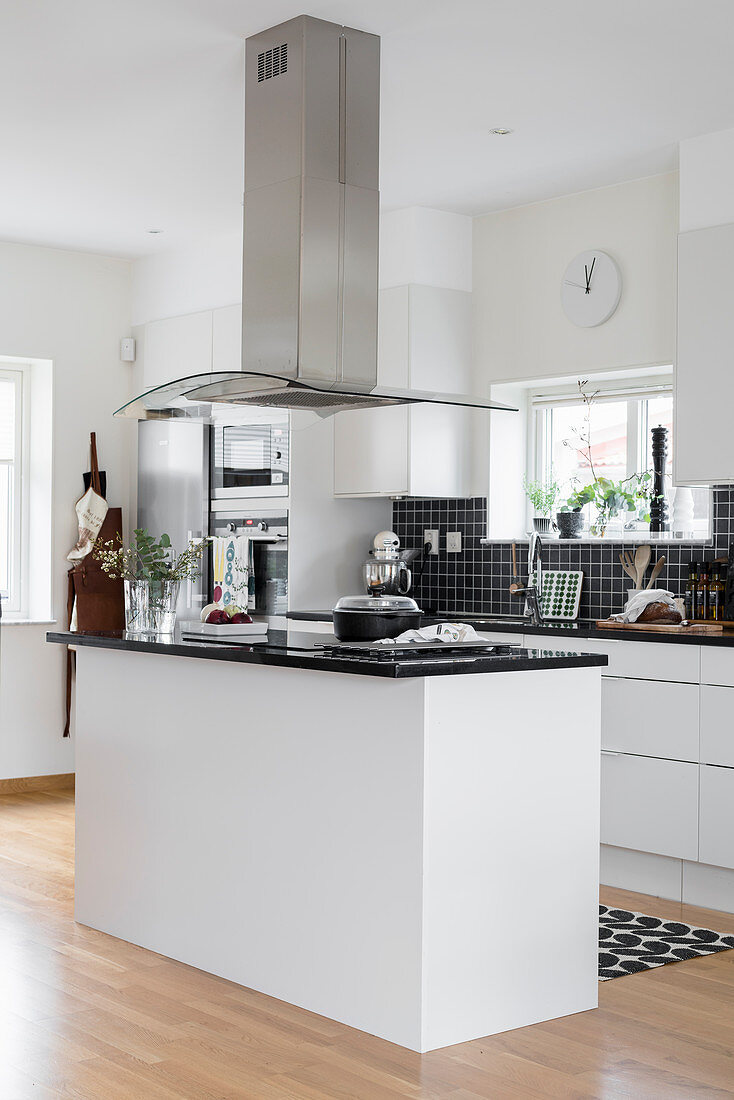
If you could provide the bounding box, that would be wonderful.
[218,389,399,411]
[257,43,287,82]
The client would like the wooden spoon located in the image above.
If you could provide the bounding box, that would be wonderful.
[634,544,651,589]
[645,555,666,590]
[509,542,524,594]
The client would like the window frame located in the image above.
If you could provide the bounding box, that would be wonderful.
[0,366,30,614]
[528,379,712,543]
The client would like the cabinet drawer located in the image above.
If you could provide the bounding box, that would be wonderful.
[602,678,699,761]
[700,765,734,869]
[700,686,734,766]
[600,752,698,860]
[700,647,734,687]
[600,639,699,682]
[529,635,699,683]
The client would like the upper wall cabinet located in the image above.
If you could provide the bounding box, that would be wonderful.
[676,224,734,484]
[334,285,482,498]
[142,311,214,391]
[212,304,242,374]
[139,305,242,391]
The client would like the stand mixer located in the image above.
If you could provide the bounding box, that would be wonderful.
[363,531,418,597]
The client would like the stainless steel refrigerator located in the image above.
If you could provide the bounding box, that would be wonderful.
[137,421,209,619]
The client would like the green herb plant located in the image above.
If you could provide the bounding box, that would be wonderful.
[522,475,560,518]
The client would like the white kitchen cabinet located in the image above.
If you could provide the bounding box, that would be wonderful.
[601,678,699,762]
[700,686,734,767]
[142,311,213,390]
[700,646,734,687]
[699,765,734,869]
[334,405,409,496]
[333,286,480,498]
[675,224,734,485]
[600,751,698,860]
[527,634,699,683]
[212,304,242,374]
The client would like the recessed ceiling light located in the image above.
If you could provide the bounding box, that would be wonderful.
[147,229,164,234]
[489,127,514,136]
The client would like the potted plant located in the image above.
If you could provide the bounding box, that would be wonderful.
[588,474,652,538]
[556,484,595,538]
[562,381,653,538]
[94,528,207,635]
[523,475,560,534]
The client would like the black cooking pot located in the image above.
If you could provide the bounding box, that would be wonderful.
[332,595,423,642]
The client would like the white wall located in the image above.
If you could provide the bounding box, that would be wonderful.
[472,173,678,387]
[0,242,133,779]
[680,127,734,232]
[131,232,242,326]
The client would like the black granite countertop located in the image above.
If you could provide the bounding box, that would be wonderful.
[286,609,734,648]
[47,627,607,679]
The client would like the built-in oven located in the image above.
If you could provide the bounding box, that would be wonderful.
[209,510,288,616]
[210,413,289,500]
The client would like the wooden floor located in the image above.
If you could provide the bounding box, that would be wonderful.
[2,795,734,1100]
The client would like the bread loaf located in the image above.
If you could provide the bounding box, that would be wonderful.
[637,601,683,624]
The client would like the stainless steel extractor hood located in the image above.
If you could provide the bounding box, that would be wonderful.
[116,15,517,422]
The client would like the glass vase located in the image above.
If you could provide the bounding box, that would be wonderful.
[124,578,180,635]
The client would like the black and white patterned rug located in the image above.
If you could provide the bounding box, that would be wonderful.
[599,904,734,980]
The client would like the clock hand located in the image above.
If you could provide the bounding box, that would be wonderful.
[584,256,596,294]
[565,280,586,290]
[584,263,591,294]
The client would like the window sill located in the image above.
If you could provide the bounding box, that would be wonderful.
[1,618,58,626]
[481,536,712,546]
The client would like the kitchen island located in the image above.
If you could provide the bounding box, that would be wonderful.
[48,626,606,1052]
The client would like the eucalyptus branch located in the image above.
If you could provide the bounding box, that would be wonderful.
[94,529,207,583]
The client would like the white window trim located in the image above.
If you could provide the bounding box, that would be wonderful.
[0,366,30,614]
[526,376,712,544]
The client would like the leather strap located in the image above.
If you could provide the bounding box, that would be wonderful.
[89,432,101,495]
[63,568,76,738]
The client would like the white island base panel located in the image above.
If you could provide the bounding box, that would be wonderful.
[75,649,601,1052]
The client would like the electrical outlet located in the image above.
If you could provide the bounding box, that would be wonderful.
[447,531,462,553]
[424,529,439,556]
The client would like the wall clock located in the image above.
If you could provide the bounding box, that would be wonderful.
[561,249,622,327]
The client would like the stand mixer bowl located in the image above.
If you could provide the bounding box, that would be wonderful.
[363,550,412,597]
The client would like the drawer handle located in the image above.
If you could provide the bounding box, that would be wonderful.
[601,750,625,757]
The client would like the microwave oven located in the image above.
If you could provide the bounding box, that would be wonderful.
[211,414,289,500]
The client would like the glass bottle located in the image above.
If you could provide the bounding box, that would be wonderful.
[696,565,709,622]
[684,562,697,621]
[710,566,726,622]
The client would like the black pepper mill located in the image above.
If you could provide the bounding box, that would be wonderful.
[649,425,670,534]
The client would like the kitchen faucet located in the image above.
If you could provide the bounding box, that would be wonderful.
[524,532,544,625]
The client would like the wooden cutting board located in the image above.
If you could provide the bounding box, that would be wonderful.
[596,619,724,634]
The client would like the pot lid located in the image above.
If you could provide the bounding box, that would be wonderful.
[333,595,421,612]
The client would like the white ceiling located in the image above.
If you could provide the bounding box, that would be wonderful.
[3,0,734,258]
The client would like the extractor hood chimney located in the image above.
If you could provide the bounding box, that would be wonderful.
[115,15,516,422]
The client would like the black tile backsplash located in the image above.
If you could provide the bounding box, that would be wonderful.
[393,489,734,621]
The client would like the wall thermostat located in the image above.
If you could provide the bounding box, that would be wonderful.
[120,337,136,362]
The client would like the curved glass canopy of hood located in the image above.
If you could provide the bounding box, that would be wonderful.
[114,372,518,422]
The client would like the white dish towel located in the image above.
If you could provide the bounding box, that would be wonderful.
[211,535,252,610]
[378,622,496,645]
[609,589,678,624]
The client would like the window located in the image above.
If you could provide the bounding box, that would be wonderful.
[0,368,26,612]
[532,381,710,539]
